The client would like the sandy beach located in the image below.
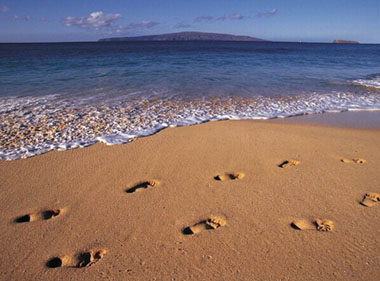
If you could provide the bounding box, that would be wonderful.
[1,119,380,281]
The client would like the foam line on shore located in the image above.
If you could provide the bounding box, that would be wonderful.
[1,92,380,160]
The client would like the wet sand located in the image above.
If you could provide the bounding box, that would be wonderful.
[272,110,380,129]
[1,120,380,281]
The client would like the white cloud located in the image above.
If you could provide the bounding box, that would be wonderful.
[218,13,244,21]
[62,11,159,35]
[194,13,245,23]
[0,6,9,13]
[12,14,32,21]
[126,20,159,30]
[194,15,214,23]
[62,11,122,30]
[268,8,278,15]
[257,8,278,18]
[111,21,159,33]
[175,22,192,29]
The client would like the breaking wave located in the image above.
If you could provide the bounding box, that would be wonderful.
[351,74,380,89]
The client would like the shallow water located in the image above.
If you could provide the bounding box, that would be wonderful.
[1,41,380,159]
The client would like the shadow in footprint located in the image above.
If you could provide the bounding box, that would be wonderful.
[182,226,195,235]
[77,250,106,268]
[126,180,159,193]
[183,217,227,235]
[214,173,244,181]
[46,250,107,269]
[14,209,62,224]
[214,175,225,181]
[182,220,210,235]
[290,222,300,230]
[14,214,33,223]
[278,160,300,168]
[291,219,334,232]
[290,221,316,230]
[341,158,367,164]
[46,257,63,268]
[43,209,61,220]
[77,252,93,268]
[360,192,380,207]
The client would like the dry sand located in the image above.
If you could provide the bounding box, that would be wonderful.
[1,120,380,281]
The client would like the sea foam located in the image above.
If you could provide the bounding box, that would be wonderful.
[1,91,380,160]
[352,74,380,89]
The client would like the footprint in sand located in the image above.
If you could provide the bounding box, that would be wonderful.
[214,172,245,181]
[183,216,227,235]
[291,219,334,232]
[360,192,380,207]
[278,160,300,168]
[125,180,160,193]
[46,249,107,268]
[341,158,367,164]
[14,209,62,223]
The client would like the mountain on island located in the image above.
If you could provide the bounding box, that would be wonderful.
[99,32,266,42]
[333,40,359,44]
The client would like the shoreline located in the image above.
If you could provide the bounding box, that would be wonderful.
[1,107,380,161]
[1,119,379,280]
[271,110,380,129]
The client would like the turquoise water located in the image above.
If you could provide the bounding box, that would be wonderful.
[0,41,380,159]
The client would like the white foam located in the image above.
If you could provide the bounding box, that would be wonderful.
[1,91,380,160]
[97,134,135,145]
[352,75,380,89]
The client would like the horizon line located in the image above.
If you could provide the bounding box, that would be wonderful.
[0,40,378,44]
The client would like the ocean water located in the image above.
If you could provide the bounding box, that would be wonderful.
[1,41,380,159]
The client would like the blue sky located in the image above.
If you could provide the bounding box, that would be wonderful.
[0,0,379,43]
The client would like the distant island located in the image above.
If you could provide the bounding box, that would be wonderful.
[99,32,266,42]
[333,40,359,44]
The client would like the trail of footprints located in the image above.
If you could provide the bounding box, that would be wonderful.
[13,157,377,270]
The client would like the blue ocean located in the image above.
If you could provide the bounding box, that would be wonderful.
[1,41,380,159]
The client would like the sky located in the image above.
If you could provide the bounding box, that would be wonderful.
[0,0,379,43]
